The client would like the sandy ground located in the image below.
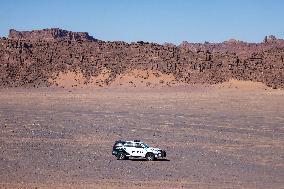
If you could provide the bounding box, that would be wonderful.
[52,69,179,88]
[0,85,283,188]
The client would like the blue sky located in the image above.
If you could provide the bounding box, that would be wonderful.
[1,0,283,44]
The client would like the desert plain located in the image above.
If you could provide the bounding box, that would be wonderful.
[0,81,283,189]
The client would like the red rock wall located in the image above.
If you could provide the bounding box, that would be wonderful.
[0,29,283,88]
[8,28,97,42]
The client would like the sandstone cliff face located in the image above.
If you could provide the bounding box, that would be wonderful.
[0,29,283,88]
[8,28,97,42]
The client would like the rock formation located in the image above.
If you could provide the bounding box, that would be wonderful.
[8,28,97,42]
[0,28,283,88]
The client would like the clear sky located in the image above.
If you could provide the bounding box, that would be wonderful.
[1,0,284,44]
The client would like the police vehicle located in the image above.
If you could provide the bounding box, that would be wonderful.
[112,140,167,161]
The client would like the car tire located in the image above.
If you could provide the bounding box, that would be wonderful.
[117,152,126,160]
[145,153,155,161]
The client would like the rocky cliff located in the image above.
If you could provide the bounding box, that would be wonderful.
[0,28,283,88]
[8,28,97,42]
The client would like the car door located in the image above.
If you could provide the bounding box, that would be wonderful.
[134,143,146,156]
[124,142,136,156]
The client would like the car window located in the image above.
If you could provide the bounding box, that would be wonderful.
[115,143,124,147]
[141,143,149,148]
[124,142,134,147]
[135,143,144,148]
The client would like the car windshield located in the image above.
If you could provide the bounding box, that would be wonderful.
[142,143,149,148]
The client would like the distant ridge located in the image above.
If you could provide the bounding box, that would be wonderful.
[0,28,283,89]
[8,28,97,42]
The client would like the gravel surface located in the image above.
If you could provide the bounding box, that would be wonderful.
[0,88,283,188]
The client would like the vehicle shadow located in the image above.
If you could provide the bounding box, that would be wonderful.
[130,159,170,162]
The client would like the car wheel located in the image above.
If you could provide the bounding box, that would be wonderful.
[145,153,155,161]
[117,152,126,160]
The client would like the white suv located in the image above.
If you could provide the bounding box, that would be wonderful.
[112,140,167,161]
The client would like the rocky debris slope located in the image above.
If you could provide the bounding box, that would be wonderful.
[0,29,283,88]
